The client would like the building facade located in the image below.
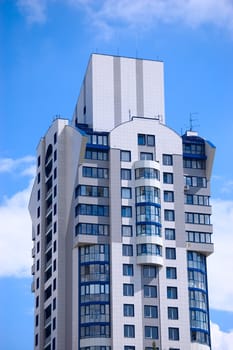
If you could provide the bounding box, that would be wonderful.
[29,54,215,350]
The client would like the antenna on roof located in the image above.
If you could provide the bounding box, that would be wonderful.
[189,112,199,131]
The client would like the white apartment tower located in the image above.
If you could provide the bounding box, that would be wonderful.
[29,54,215,350]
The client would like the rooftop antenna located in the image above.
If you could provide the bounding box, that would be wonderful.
[189,112,199,131]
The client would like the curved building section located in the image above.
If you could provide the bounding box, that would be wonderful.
[79,244,111,349]
[134,160,163,266]
[188,252,211,348]
[183,130,215,349]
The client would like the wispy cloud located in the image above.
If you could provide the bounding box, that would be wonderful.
[0,179,33,277]
[17,0,47,24]
[208,198,233,311]
[17,0,233,36]
[0,157,35,277]
[0,156,35,176]
[211,321,233,350]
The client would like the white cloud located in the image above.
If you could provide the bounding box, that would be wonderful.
[0,180,33,277]
[0,156,35,174]
[17,0,47,23]
[70,0,233,35]
[208,198,233,311]
[17,0,233,35]
[0,158,35,277]
[211,321,233,350]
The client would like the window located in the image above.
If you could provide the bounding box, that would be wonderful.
[121,151,131,162]
[54,167,57,179]
[138,134,155,146]
[168,307,179,320]
[121,187,132,199]
[166,267,177,279]
[85,149,108,161]
[185,212,211,225]
[168,327,180,341]
[164,210,175,221]
[164,191,174,202]
[163,154,173,165]
[124,324,135,338]
[125,347,135,350]
[135,167,160,180]
[52,338,56,350]
[76,204,109,217]
[145,326,158,339]
[124,304,134,317]
[54,150,57,161]
[122,225,133,237]
[54,185,57,197]
[136,186,160,204]
[122,206,132,217]
[44,285,52,300]
[187,231,212,244]
[165,228,176,240]
[144,285,157,298]
[185,194,210,206]
[140,152,153,160]
[121,168,132,180]
[54,132,57,144]
[37,207,40,218]
[37,156,41,167]
[122,244,133,256]
[35,314,39,327]
[166,248,176,260]
[82,166,108,179]
[53,298,56,310]
[87,133,108,146]
[35,334,38,346]
[123,264,134,276]
[163,172,173,184]
[136,205,160,222]
[143,265,157,278]
[167,287,178,299]
[137,224,161,237]
[184,176,207,188]
[37,189,40,201]
[123,283,134,296]
[138,134,146,145]
[76,223,109,236]
[183,158,205,169]
[53,204,57,215]
[37,172,41,184]
[77,185,109,198]
[137,244,162,257]
[144,305,158,318]
[147,135,155,146]
[183,141,205,155]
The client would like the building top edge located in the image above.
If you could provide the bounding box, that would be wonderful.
[90,52,164,63]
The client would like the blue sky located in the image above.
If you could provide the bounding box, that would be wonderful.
[1,0,233,349]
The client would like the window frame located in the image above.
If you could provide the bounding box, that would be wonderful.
[121,150,131,162]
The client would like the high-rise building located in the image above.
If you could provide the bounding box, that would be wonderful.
[29,53,215,350]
